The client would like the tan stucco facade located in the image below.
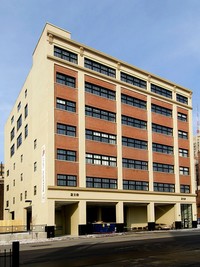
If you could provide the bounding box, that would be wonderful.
[4,23,196,236]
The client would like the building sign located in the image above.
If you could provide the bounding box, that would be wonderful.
[41,145,46,203]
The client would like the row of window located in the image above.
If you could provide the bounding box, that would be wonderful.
[54,46,189,104]
[56,123,189,156]
[10,125,28,157]
[57,149,190,174]
[56,99,188,138]
[56,174,190,193]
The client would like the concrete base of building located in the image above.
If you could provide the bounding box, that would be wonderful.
[192,221,197,228]
[175,221,182,229]
[0,232,47,242]
[147,222,155,231]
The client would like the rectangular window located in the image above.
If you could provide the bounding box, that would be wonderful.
[84,58,116,78]
[11,115,14,124]
[122,136,147,150]
[56,72,76,88]
[57,174,77,186]
[85,82,116,100]
[17,115,22,131]
[152,123,173,136]
[34,186,37,195]
[25,124,28,138]
[180,185,190,193]
[121,72,146,89]
[86,129,116,144]
[86,177,117,189]
[10,127,15,141]
[121,94,146,109]
[20,193,22,201]
[57,123,76,137]
[151,84,172,99]
[25,191,27,200]
[176,94,188,104]
[178,130,188,139]
[85,106,116,122]
[17,101,21,112]
[180,167,189,175]
[17,133,22,148]
[122,115,147,129]
[154,182,175,192]
[34,139,37,149]
[34,162,37,172]
[151,104,172,117]
[54,46,78,64]
[57,149,76,161]
[122,158,148,170]
[153,143,173,154]
[179,148,189,157]
[178,112,187,122]
[56,98,76,112]
[86,153,117,167]
[153,163,174,173]
[123,180,149,191]
[24,104,28,118]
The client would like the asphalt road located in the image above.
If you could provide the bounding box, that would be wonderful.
[5,230,200,266]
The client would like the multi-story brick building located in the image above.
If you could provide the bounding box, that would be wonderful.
[4,23,196,235]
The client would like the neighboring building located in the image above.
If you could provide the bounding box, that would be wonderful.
[194,134,200,220]
[0,162,4,220]
[4,23,196,236]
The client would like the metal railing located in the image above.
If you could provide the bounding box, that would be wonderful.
[0,242,19,267]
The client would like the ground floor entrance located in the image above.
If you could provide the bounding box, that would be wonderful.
[54,200,197,236]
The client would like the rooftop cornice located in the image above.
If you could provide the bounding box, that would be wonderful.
[47,28,192,94]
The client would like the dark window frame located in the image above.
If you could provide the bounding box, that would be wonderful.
[85,82,116,100]
[151,104,172,117]
[54,46,78,64]
[86,177,117,189]
[152,123,173,136]
[57,174,77,187]
[57,123,76,137]
[56,98,76,112]
[121,72,146,89]
[122,115,147,129]
[123,180,149,191]
[86,129,116,144]
[151,84,172,99]
[154,182,175,192]
[122,136,147,150]
[84,58,116,77]
[85,106,116,122]
[122,158,148,170]
[56,72,76,88]
[57,149,76,162]
[121,94,146,109]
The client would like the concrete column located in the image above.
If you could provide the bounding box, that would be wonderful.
[116,201,124,223]
[147,202,155,222]
[174,202,181,221]
[78,200,87,225]
[192,202,197,222]
[97,207,102,222]
[174,202,182,229]
[78,71,86,187]
[147,202,155,230]
[47,199,55,225]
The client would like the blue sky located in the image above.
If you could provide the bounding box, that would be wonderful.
[1,0,200,161]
